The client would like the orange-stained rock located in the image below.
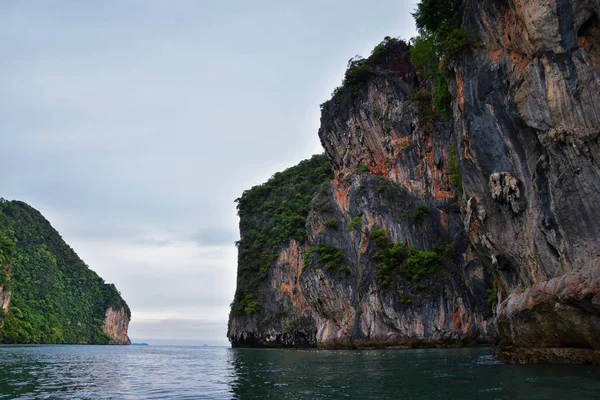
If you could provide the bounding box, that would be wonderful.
[102,307,130,345]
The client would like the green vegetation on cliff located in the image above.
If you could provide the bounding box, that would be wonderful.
[447,147,463,196]
[411,0,467,120]
[325,36,407,105]
[0,200,130,344]
[370,229,442,287]
[231,155,333,315]
[0,232,15,287]
[304,244,349,273]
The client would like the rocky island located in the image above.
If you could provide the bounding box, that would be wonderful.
[228,0,600,363]
[0,200,130,345]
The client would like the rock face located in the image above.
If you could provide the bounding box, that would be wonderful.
[229,239,317,348]
[452,0,600,362]
[103,307,131,345]
[229,1,600,361]
[227,156,332,348]
[0,265,10,315]
[305,40,494,348]
[0,263,10,333]
[228,40,496,349]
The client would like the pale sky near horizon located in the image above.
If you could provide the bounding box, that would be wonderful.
[0,0,417,345]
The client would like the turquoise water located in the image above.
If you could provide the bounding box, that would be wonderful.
[0,346,599,399]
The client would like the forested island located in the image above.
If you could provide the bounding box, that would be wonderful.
[228,0,600,364]
[0,200,130,345]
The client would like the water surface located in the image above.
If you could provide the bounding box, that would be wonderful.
[0,345,598,399]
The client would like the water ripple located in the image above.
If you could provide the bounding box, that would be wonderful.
[0,346,599,399]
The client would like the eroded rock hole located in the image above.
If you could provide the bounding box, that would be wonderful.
[578,12,599,39]
[577,12,600,67]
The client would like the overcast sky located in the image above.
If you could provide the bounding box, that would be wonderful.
[0,0,417,345]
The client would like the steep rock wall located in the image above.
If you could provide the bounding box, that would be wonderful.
[309,40,494,347]
[452,0,600,361]
[228,40,497,349]
[301,175,493,348]
[229,1,600,361]
[227,156,332,347]
[102,307,131,345]
[0,265,10,315]
[0,263,10,335]
[228,240,316,347]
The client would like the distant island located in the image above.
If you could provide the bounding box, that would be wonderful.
[0,200,131,345]
[131,343,149,346]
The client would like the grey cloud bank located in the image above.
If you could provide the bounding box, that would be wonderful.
[0,0,416,344]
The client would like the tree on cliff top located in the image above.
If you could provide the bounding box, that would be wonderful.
[413,0,462,35]
[410,0,466,120]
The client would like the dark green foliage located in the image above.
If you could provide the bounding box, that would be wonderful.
[399,294,414,304]
[344,59,375,93]
[232,155,333,313]
[432,75,452,121]
[413,205,429,222]
[332,37,403,100]
[324,218,338,230]
[374,241,410,287]
[312,183,335,214]
[305,244,348,273]
[410,89,433,106]
[371,229,442,287]
[0,233,15,287]
[413,0,462,36]
[433,243,456,259]
[442,29,468,58]
[263,315,272,324]
[410,36,439,80]
[410,0,467,119]
[370,229,390,248]
[0,201,129,344]
[346,216,363,232]
[284,320,298,334]
[355,165,370,174]
[231,292,260,316]
[404,250,442,281]
[0,232,15,266]
[376,185,385,193]
[448,147,463,196]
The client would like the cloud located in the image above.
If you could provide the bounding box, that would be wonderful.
[192,228,238,246]
[0,0,416,343]
[131,238,175,247]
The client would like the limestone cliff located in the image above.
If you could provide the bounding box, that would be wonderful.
[0,232,14,331]
[228,40,496,349]
[304,39,494,347]
[229,0,600,362]
[451,0,600,362]
[0,263,11,329]
[103,307,131,345]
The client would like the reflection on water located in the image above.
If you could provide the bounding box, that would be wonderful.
[229,347,600,399]
[0,345,599,399]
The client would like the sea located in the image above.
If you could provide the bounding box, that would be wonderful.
[0,345,599,399]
